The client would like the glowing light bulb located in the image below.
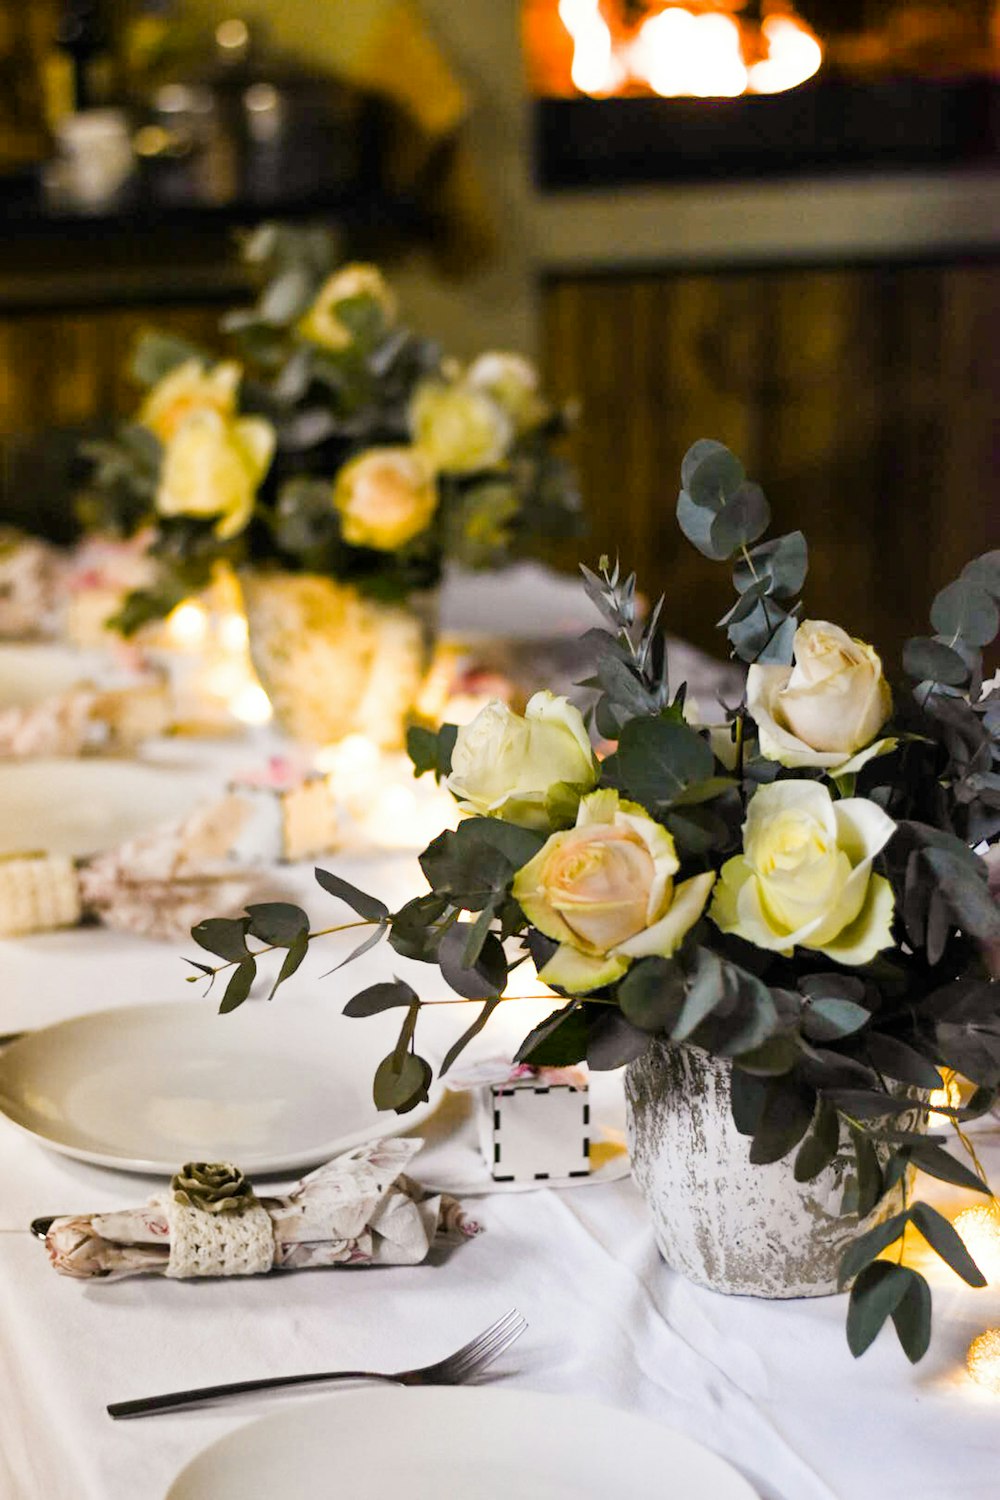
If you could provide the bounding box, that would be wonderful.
[953,1202,1000,1285]
[219,610,249,652]
[967,1328,1000,1395]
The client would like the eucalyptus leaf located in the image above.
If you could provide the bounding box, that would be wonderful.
[439,922,507,999]
[192,917,250,963]
[440,997,502,1077]
[749,1075,814,1164]
[343,979,419,1018]
[908,1202,987,1286]
[837,1210,909,1287]
[680,439,745,506]
[709,482,771,559]
[930,578,999,648]
[794,1099,841,1182]
[902,637,970,686]
[618,957,687,1034]
[891,1271,932,1364]
[314,869,389,923]
[246,902,309,947]
[847,1261,914,1358]
[268,931,309,1000]
[586,1009,651,1069]
[618,716,714,807]
[907,1140,990,1195]
[516,1003,588,1066]
[373,1050,433,1114]
[864,1034,942,1090]
[218,958,256,1014]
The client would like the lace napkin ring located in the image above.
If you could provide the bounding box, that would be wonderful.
[163,1185,275,1279]
[0,854,82,937]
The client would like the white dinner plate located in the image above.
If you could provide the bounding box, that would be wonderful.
[0,1000,441,1175]
[0,642,107,708]
[165,1386,757,1500]
[0,758,207,858]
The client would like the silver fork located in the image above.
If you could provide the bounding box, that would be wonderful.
[107,1307,527,1420]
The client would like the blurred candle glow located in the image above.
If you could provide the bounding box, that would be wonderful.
[953,1202,1000,1286]
[967,1328,1000,1395]
[558,0,626,96]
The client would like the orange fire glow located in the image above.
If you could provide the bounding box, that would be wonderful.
[557,0,627,96]
[558,2,823,100]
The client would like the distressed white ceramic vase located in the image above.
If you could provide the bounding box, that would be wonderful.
[625,1040,916,1299]
[241,572,435,749]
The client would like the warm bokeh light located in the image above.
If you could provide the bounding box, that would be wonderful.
[549,2,823,100]
[316,734,459,850]
[631,8,747,99]
[953,1202,1000,1286]
[967,1328,1000,1396]
[165,600,209,650]
[558,0,627,96]
[229,681,273,727]
[748,14,823,94]
[927,1071,964,1128]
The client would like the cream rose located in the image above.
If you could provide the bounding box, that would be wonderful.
[748,620,893,772]
[334,447,438,551]
[710,780,896,965]
[465,352,546,434]
[156,409,275,541]
[446,691,598,831]
[139,359,242,443]
[513,789,715,993]
[297,264,396,351]
[409,379,512,474]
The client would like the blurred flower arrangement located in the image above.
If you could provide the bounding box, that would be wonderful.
[79,223,580,742]
[83,225,579,626]
[190,439,1000,1363]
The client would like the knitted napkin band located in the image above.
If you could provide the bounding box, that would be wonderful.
[0,855,82,937]
[164,1195,275,1279]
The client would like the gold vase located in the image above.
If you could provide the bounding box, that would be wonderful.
[240,571,435,749]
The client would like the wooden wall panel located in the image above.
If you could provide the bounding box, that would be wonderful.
[540,262,1000,663]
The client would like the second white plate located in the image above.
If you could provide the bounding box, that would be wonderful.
[0,1000,441,1174]
[0,758,207,858]
[166,1386,758,1499]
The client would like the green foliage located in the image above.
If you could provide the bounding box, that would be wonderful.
[189,437,1000,1374]
[676,439,808,665]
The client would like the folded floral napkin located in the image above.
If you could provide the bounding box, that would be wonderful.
[0,531,65,640]
[43,1140,479,1280]
[0,678,171,759]
[0,794,258,940]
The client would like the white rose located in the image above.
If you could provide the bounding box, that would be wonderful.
[156,409,274,541]
[710,780,896,966]
[409,379,512,474]
[748,620,893,771]
[334,447,438,551]
[446,691,597,830]
[465,352,547,434]
[512,788,715,993]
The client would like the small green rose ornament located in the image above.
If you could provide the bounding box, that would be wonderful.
[170,1162,255,1214]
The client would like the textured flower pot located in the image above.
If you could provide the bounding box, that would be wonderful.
[241,572,435,749]
[625,1039,918,1299]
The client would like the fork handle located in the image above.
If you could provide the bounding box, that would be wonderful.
[107,1370,403,1419]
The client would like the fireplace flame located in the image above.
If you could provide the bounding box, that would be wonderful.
[557,3,823,99]
[558,0,627,96]
[748,14,822,94]
[631,8,747,98]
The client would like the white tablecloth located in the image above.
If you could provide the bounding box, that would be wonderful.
[2,682,999,1497]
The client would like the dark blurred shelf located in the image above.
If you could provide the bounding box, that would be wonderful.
[0,179,427,311]
[534,74,999,190]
